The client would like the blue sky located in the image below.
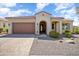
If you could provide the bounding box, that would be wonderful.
[0,3,79,26]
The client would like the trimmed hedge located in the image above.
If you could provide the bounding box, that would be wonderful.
[0,27,8,33]
[3,27,8,33]
[64,30,72,38]
[0,28,3,33]
[75,30,79,34]
[49,30,60,38]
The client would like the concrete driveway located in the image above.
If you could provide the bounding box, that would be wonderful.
[0,38,34,56]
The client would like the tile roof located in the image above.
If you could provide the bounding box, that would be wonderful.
[51,17,64,19]
[5,16,36,19]
[35,11,52,15]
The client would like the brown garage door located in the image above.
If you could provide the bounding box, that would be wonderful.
[12,23,35,34]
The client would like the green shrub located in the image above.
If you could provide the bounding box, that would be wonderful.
[3,27,8,33]
[75,30,79,34]
[64,30,72,38]
[6,29,8,33]
[49,30,60,38]
[0,28,3,33]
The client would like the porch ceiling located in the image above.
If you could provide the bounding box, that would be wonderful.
[62,20,72,23]
[51,20,60,22]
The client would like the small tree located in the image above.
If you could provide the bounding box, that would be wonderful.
[2,26,8,34]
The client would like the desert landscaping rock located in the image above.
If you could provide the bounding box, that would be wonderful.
[29,39,79,56]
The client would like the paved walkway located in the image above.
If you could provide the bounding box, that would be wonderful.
[0,38,34,56]
[29,39,79,56]
[72,34,79,38]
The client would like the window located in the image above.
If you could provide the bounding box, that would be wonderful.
[62,23,70,30]
[52,23,54,29]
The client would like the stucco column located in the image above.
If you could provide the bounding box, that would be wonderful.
[56,22,59,33]
[47,21,51,35]
[59,21,62,34]
[35,21,39,35]
[8,22,12,34]
[70,21,73,33]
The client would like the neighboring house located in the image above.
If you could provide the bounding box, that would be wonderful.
[0,18,4,28]
[0,18,8,33]
[5,11,73,35]
[0,18,7,28]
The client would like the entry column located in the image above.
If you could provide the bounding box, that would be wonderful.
[8,22,12,34]
[47,21,51,35]
[59,21,62,34]
[70,21,73,33]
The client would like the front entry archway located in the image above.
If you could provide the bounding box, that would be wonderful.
[39,21,46,34]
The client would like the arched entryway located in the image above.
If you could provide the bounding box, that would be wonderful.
[39,21,47,34]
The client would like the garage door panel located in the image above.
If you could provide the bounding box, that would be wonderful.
[13,23,35,34]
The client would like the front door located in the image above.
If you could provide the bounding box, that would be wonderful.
[39,21,46,34]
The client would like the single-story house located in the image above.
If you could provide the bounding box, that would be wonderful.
[0,18,8,28]
[0,18,8,33]
[4,11,73,35]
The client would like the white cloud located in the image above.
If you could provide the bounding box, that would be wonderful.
[0,7,32,17]
[0,8,10,14]
[7,11,21,17]
[35,3,49,12]
[13,9,32,14]
[55,3,76,19]
[0,3,16,7]
[54,3,79,26]
[7,9,32,17]
[73,19,79,26]
[60,7,76,15]
[59,7,76,19]
[0,3,33,17]
[55,3,74,11]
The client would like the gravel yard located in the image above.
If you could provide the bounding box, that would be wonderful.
[29,38,79,56]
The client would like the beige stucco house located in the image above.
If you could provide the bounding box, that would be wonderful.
[4,11,73,35]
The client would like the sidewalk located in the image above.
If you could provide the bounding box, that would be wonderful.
[0,34,7,37]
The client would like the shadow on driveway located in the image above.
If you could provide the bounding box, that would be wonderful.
[0,34,36,38]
